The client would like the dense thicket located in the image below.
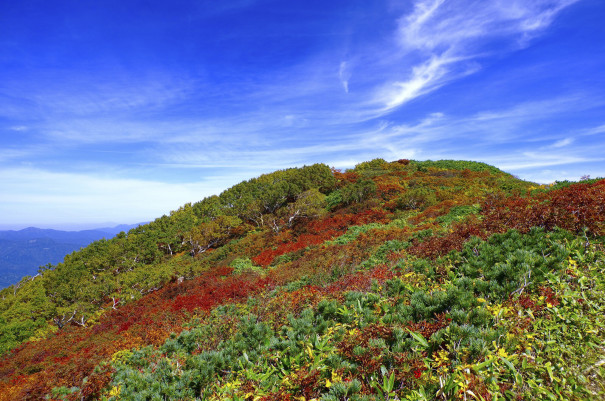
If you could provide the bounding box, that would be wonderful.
[1,159,603,400]
[0,164,335,354]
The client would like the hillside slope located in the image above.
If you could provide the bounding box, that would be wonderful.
[0,159,603,400]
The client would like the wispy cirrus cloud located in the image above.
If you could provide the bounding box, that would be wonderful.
[376,53,479,111]
[0,70,194,120]
[398,0,579,51]
[339,61,351,93]
[493,153,595,171]
[143,96,602,177]
[551,138,574,148]
[583,124,605,136]
[374,0,581,111]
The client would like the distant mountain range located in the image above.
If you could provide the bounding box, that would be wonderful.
[0,224,144,289]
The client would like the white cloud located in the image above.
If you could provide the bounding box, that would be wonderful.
[379,55,449,109]
[552,138,574,148]
[399,0,580,52]
[339,61,351,93]
[0,71,194,121]
[494,153,596,171]
[584,124,605,136]
[0,148,31,162]
[376,53,480,111]
[0,168,238,227]
[376,0,580,110]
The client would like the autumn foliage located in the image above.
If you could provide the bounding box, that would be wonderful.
[1,159,604,400]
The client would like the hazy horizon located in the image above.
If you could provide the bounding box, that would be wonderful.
[0,222,146,232]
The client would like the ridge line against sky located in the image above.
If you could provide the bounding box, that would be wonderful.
[1,0,604,229]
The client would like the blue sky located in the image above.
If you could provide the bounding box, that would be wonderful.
[1,0,604,230]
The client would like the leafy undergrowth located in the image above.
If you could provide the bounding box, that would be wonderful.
[97,229,605,401]
[0,159,604,400]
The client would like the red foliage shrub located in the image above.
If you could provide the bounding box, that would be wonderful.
[408,219,485,259]
[373,174,406,199]
[291,367,322,399]
[338,323,392,377]
[481,180,605,236]
[0,267,275,400]
[407,312,450,339]
[539,286,560,308]
[516,294,540,311]
[78,363,114,401]
[332,169,360,187]
[252,210,389,267]
[326,266,395,295]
